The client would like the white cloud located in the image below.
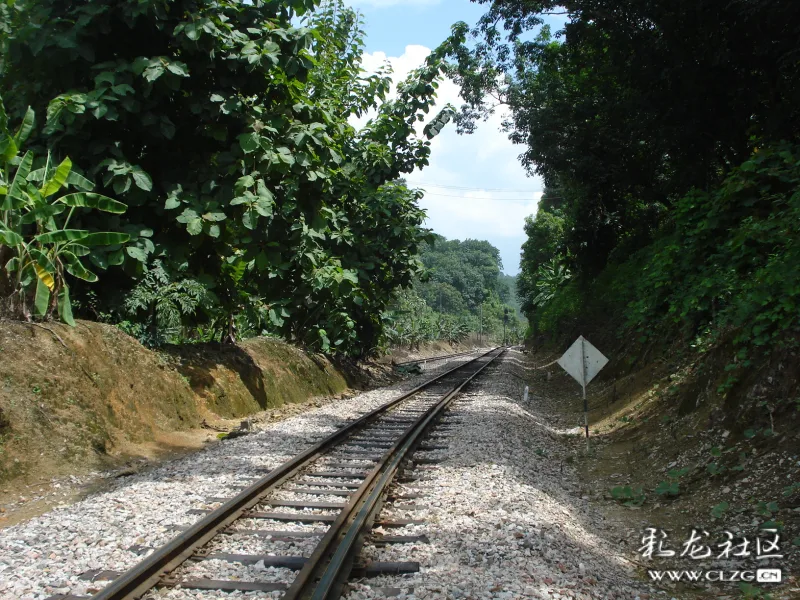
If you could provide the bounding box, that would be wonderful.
[357,45,543,273]
[420,191,544,238]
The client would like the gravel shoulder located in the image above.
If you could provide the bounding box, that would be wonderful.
[345,349,657,600]
[0,349,661,600]
[0,358,474,600]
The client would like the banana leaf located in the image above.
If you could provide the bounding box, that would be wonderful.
[20,203,66,223]
[62,251,98,282]
[0,224,22,245]
[33,276,50,317]
[58,286,76,326]
[40,157,72,197]
[29,248,55,274]
[81,231,130,246]
[59,192,126,214]
[1,151,34,209]
[13,107,35,146]
[35,229,89,243]
[65,171,95,191]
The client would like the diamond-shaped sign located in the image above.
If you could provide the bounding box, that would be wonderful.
[557,335,608,387]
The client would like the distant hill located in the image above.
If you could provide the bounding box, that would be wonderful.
[385,234,526,347]
[499,273,525,321]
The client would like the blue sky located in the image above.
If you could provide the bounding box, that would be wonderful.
[354,0,486,56]
[347,0,563,274]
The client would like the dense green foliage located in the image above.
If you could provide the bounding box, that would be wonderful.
[0,95,129,325]
[628,145,800,354]
[0,0,463,356]
[448,0,800,360]
[497,273,522,320]
[386,234,524,348]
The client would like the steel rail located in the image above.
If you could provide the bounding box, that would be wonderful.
[284,347,506,600]
[90,347,500,600]
[393,348,480,367]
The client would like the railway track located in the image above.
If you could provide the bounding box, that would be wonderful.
[392,348,480,368]
[59,347,504,600]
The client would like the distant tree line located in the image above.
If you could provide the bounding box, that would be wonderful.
[385,234,524,348]
[0,0,464,357]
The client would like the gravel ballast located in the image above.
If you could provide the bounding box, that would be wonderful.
[346,350,657,599]
[0,350,656,600]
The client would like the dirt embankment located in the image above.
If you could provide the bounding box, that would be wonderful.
[517,342,800,598]
[0,321,353,492]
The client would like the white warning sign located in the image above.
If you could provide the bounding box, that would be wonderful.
[557,335,608,387]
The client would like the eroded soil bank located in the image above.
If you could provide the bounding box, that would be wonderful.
[0,320,361,524]
[517,347,800,599]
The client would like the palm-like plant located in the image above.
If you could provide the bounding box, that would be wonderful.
[532,258,571,307]
[0,96,128,324]
[124,260,208,346]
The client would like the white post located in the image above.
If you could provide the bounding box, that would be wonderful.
[581,336,589,449]
[522,385,529,404]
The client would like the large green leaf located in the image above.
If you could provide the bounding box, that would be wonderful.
[125,246,148,262]
[5,151,34,205]
[40,157,73,197]
[13,107,35,146]
[29,248,55,273]
[70,244,91,257]
[107,249,125,265]
[0,225,23,246]
[268,308,284,326]
[186,217,203,235]
[63,252,99,282]
[5,256,20,273]
[20,203,66,224]
[25,167,46,184]
[0,193,25,211]
[0,134,17,163]
[58,286,76,326]
[59,192,126,214]
[81,232,131,246]
[255,196,273,217]
[35,229,89,244]
[239,133,260,154]
[65,170,95,191]
[33,276,50,317]
[242,208,257,229]
[131,167,152,191]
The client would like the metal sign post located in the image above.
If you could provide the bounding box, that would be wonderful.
[557,335,608,448]
[580,336,587,439]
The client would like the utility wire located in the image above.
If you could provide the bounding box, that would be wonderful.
[408,181,542,193]
[405,181,565,201]
[420,192,542,201]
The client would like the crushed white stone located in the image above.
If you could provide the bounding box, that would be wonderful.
[0,350,661,600]
[347,350,662,600]
[0,358,473,600]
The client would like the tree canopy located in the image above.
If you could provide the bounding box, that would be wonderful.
[448,0,800,364]
[448,0,800,272]
[385,234,523,348]
[1,0,462,356]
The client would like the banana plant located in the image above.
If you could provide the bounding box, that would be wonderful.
[0,95,129,325]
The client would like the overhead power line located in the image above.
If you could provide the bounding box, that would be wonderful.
[420,191,544,201]
[408,181,542,193]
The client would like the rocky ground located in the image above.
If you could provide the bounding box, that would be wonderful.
[0,357,473,600]
[0,349,698,600]
[344,350,657,600]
